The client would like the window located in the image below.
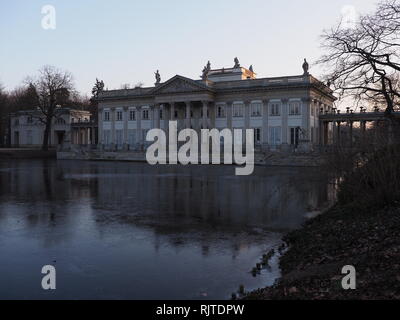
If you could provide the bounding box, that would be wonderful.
[216,105,226,118]
[143,109,149,120]
[254,128,261,144]
[129,110,136,121]
[290,127,300,146]
[269,127,281,145]
[128,129,136,146]
[311,104,315,116]
[289,102,301,116]
[270,103,281,116]
[14,119,19,126]
[104,111,110,122]
[116,111,123,121]
[159,109,163,120]
[103,130,111,144]
[27,116,33,124]
[116,130,123,146]
[233,104,244,118]
[251,103,262,117]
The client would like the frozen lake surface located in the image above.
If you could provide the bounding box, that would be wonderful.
[0,160,334,299]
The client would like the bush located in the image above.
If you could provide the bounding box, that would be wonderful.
[337,144,400,209]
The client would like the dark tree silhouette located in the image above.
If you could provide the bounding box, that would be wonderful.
[318,0,400,114]
[28,66,74,150]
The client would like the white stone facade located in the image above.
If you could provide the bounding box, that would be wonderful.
[96,65,336,152]
[10,108,91,148]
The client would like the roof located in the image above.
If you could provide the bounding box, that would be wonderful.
[96,74,335,101]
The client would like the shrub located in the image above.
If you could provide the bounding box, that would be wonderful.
[337,144,400,209]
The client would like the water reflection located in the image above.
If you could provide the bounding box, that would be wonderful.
[0,160,335,300]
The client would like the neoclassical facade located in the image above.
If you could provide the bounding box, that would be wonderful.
[96,60,336,152]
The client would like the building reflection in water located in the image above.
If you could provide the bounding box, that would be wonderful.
[0,159,335,300]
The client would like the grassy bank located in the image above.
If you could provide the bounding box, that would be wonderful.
[244,203,400,300]
[245,144,400,300]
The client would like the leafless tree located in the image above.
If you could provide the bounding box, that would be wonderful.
[0,84,9,146]
[318,0,400,114]
[28,65,74,150]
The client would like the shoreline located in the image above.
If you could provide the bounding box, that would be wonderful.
[0,148,56,159]
[243,203,400,300]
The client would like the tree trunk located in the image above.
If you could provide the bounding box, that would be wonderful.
[42,117,52,151]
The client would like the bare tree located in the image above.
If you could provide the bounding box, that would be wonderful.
[28,66,74,150]
[0,84,9,146]
[318,0,400,114]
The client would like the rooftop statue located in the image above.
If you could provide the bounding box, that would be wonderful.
[234,57,240,68]
[201,61,211,80]
[302,58,310,75]
[201,66,208,80]
[92,78,105,97]
[155,70,161,84]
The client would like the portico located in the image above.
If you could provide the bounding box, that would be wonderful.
[96,59,336,153]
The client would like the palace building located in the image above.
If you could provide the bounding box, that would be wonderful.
[95,58,336,152]
[10,108,94,148]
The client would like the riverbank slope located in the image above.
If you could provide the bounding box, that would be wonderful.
[245,203,400,300]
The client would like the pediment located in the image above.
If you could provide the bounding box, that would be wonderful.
[151,75,212,94]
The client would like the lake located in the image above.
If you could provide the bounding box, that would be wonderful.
[0,160,335,299]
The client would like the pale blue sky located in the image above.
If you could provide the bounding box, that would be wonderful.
[0,0,378,95]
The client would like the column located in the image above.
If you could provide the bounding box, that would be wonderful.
[170,102,175,121]
[156,104,161,129]
[123,106,128,150]
[202,101,208,129]
[98,107,103,146]
[360,120,366,144]
[281,98,289,146]
[111,108,116,149]
[194,104,200,132]
[185,101,191,129]
[301,98,311,140]
[336,121,341,146]
[226,101,233,129]
[210,102,216,129]
[262,99,269,150]
[244,100,250,130]
[136,106,142,145]
[319,119,323,146]
[164,103,170,132]
[349,121,353,148]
